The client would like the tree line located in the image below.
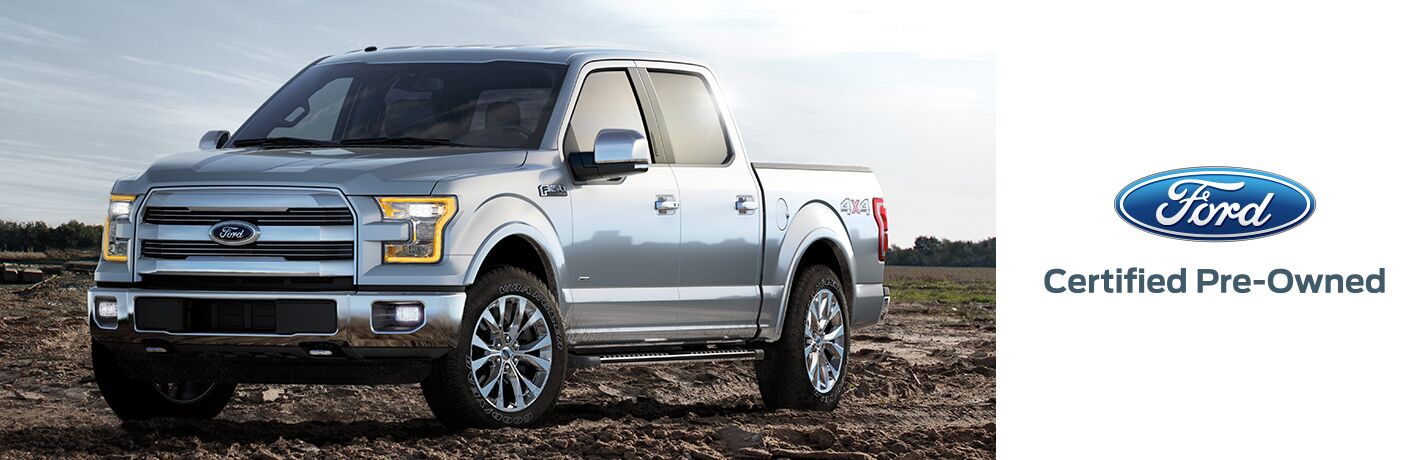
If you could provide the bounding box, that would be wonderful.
[0,220,104,252]
[888,236,996,267]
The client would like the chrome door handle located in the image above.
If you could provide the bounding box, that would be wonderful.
[655,194,679,215]
[736,195,759,215]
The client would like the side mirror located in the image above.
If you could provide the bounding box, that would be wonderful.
[200,130,230,150]
[568,129,650,181]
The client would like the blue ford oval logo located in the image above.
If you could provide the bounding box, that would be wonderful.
[209,220,260,246]
[1115,167,1314,241]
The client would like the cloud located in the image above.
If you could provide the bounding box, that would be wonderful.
[202,39,305,67]
[116,54,285,92]
[0,15,85,48]
[0,2,995,241]
[592,0,996,61]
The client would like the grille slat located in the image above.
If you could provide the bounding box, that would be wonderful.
[143,206,355,226]
[142,241,354,261]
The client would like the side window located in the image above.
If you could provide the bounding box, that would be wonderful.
[268,77,352,141]
[648,71,728,165]
[565,70,647,155]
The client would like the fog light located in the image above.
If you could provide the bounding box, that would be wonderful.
[395,304,422,323]
[97,298,118,319]
[372,301,425,333]
[94,297,119,328]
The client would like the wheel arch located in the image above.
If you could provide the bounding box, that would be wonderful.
[467,230,561,299]
[456,195,566,301]
[761,201,857,341]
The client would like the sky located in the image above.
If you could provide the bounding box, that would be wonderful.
[0,1,994,245]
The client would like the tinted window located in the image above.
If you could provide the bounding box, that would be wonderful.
[233,62,567,149]
[648,71,728,165]
[565,70,647,155]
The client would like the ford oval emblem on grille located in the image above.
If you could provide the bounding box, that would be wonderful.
[209,220,260,246]
[1115,167,1315,241]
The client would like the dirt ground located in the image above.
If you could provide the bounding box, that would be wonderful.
[0,268,994,459]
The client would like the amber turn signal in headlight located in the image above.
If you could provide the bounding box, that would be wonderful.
[376,196,457,263]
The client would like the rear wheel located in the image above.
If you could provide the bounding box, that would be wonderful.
[422,266,567,429]
[91,344,236,420]
[756,265,850,410]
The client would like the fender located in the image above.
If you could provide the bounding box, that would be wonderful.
[450,194,567,298]
[758,201,856,341]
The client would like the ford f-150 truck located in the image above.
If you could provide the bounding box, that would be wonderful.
[88,46,888,428]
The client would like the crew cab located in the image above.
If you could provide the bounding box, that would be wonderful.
[88,46,888,428]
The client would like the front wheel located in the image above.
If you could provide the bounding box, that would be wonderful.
[92,344,236,420]
[421,266,567,429]
[755,265,850,410]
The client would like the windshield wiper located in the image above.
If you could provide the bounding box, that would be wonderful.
[230,137,338,148]
[339,137,465,147]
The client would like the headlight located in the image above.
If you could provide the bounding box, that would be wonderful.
[102,195,136,262]
[376,196,457,263]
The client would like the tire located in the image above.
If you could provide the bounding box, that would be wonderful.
[755,264,850,410]
[91,344,236,421]
[421,266,567,429]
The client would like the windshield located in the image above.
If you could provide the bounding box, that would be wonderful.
[232,61,568,149]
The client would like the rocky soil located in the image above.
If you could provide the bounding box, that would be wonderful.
[0,269,994,459]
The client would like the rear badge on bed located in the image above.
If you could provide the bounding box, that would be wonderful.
[1115,167,1315,241]
[840,198,871,215]
[209,220,260,246]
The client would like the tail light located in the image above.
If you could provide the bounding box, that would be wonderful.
[873,197,888,262]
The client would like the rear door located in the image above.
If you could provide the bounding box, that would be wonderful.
[639,64,763,341]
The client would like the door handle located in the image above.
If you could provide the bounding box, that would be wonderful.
[736,195,759,215]
[655,194,679,215]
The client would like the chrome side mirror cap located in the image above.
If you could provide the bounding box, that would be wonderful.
[592,129,650,165]
[199,130,230,150]
[568,129,650,181]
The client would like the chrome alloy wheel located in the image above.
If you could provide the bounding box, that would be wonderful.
[153,382,217,404]
[466,294,553,412]
[802,288,846,393]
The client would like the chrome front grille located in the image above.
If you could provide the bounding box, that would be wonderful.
[134,188,359,279]
[143,207,354,226]
[142,241,355,261]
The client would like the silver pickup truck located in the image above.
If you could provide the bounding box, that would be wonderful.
[88,46,888,428]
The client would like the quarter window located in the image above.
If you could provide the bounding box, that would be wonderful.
[648,71,728,165]
[565,70,648,155]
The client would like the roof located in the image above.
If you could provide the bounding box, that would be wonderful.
[316,45,702,67]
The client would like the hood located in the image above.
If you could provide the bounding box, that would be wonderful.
[113,147,528,196]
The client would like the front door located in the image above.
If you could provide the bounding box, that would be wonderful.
[565,67,682,345]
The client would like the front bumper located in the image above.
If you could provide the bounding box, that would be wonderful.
[88,287,466,384]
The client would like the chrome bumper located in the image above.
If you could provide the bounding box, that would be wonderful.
[88,287,466,349]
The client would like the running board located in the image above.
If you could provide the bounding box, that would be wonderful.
[570,349,764,368]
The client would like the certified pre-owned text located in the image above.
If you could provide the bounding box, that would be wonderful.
[1044,267,1386,294]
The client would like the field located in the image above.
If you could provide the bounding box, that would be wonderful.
[0,266,995,459]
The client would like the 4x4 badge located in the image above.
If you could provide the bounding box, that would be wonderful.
[539,184,568,197]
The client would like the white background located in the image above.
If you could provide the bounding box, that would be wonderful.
[1001,1,1410,458]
